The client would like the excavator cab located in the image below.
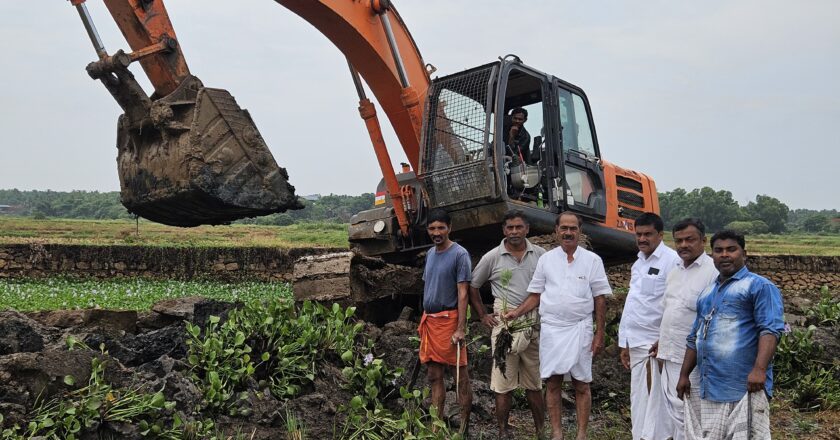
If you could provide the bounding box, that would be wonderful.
[416,57,649,262]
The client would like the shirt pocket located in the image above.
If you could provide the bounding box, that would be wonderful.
[568,276,590,299]
[641,273,664,295]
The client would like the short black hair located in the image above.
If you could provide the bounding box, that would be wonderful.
[634,212,664,232]
[710,229,746,251]
[510,107,528,119]
[673,218,706,237]
[427,208,451,226]
[555,211,582,227]
[503,209,529,226]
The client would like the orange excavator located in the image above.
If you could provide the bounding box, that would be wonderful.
[67,0,658,264]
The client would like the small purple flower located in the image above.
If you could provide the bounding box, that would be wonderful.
[783,322,792,334]
[363,353,374,366]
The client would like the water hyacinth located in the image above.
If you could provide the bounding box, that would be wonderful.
[0,277,291,311]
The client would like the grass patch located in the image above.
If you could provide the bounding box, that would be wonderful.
[661,233,839,256]
[0,278,287,312]
[0,217,348,249]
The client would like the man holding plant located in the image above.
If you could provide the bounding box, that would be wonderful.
[469,210,546,438]
[504,212,612,440]
[418,208,473,435]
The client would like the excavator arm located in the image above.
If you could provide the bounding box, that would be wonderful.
[69,0,429,233]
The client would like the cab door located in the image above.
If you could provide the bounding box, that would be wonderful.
[549,80,608,221]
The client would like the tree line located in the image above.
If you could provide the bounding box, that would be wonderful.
[0,189,374,225]
[659,187,838,234]
[0,188,836,234]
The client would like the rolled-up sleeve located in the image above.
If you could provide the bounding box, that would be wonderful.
[589,257,612,297]
[753,280,785,340]
[686,313,701,351]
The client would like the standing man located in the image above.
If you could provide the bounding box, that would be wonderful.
[418,208,473,434]
[504,212,612,440]
[469,210,546,438]
[617,212,680,440]
[649,219,718,440]
[677,230,784,439]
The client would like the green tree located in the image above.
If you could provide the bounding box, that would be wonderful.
[743,195,789,234]
[658,187,742,231]
[802,214,830,233]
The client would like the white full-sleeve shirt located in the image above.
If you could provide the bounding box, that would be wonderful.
[527,246,612,327]
[656,252,719,363]
[618,242,680,348]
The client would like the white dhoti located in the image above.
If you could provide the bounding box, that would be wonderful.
[539,317,592,382]
[685,391,771,440]
[629,346,672,440]
[656,360,699,440]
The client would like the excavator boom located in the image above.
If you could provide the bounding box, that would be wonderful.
[70,0,431,227]
[68,0,660,265]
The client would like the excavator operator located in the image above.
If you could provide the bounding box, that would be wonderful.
[503,107,534,165]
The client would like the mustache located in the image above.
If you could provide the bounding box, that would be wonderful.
[561,234,575,240]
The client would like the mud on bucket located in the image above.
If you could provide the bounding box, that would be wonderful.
[115,76,302,226]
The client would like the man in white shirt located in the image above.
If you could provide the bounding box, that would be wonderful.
[618,212,680,440]
[649,218,718,439]
[504,212,612,440]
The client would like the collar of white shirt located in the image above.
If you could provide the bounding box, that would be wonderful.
[637,240,667,262]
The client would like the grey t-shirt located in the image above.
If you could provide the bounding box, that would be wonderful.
[470,239,546,306]
[422,242,472,313]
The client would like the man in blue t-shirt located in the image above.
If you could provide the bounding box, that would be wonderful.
[418,208,473,434]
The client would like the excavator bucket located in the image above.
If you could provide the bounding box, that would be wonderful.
[114,76,302,226]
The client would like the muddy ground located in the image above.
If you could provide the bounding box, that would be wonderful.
[1,286,838,439]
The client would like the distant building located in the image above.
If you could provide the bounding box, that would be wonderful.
[0,204,11,213]
[302,194,321,201]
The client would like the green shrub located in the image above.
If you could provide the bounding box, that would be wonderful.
[775,325,840,410]
[724,220,769,235]
[805,286,840,326]
[1,340,182,440]
[185,299,364,414]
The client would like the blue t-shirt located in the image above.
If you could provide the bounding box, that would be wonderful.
[422,242,472,313]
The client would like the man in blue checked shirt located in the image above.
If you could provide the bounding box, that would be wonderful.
[676,230,784,440]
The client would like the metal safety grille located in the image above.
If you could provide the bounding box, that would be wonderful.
[618,190,645,208]
[422,161,493,208]
[616,175,643,193]
[618,205,645,220]
[420,65,496,207]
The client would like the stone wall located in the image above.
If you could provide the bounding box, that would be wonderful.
[0,244,342,282]
[607,255,840,291]
[0,244,837,291]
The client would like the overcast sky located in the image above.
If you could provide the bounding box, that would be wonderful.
[1,1,838,210]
